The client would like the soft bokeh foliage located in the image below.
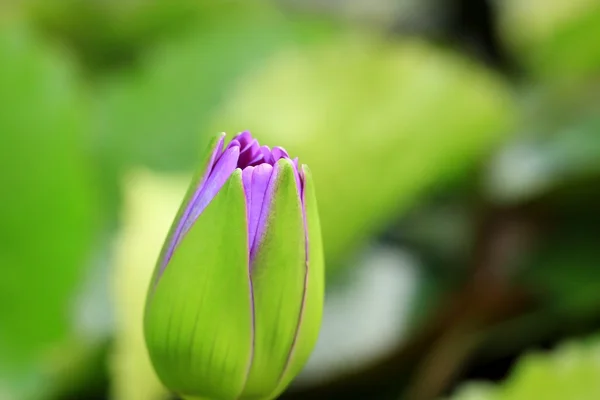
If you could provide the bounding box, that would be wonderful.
[450,336,600,400]
[110,169,184,400]
[212,34,514,271]
[0,20,97,397]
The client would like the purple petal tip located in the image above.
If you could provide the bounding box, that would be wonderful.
[160,131,305,275]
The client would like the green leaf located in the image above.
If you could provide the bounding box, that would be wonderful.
[536,6,600,81]
[0,21,97,395]
[523,236,600,317]
[499,0,600,86]
[26,0,212,72]
[110,170,189,400]
[243,159,307,398]
[212,34,515,273]
[448,336,600,400]
[94,3,309,172]
[486,114,600,204]
[144,170,253,400]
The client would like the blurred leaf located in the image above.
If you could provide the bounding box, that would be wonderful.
[298,245,422,385]
[27,0,220,72]
[110,169,190,400]
[0,21,97,396]
[94,2,336,172]
[472,222,600,374]
[499,0,600,86]
[532,5,600,84]
[499,0,597,49]
[524,233,600,318]
[486,114,600,204]
[448,335,600,400]
[212,33,515,273]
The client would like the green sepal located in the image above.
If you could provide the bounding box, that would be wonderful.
[241,158,307,399]
[144,169,253,400]
[270,164,325,398]
[149,132,225,286]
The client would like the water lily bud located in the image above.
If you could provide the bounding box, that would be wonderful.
[144,132,324,400]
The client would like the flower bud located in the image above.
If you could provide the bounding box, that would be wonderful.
[144,132,324,400]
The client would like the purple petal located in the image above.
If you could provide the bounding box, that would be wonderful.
[224,139,240,154]
[298,163,305,200]
[260,145,273,164]
[247,164,274,252]
[181,144,240,235]
[290,158,302,198]
[234,131,253,148]
[161,131,306,280]
[249,163,279,268]
[242,166,255,210]
[160,135,225,275]
[240,138,253,151]
[246,149,264,166]
[271,146,289,161]
[238,139,262,168]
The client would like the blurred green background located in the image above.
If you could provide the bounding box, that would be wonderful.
[1,0,599,399]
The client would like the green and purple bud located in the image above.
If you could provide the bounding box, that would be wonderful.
[144,132,324,400]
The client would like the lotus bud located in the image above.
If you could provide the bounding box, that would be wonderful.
[144,131,324,400]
